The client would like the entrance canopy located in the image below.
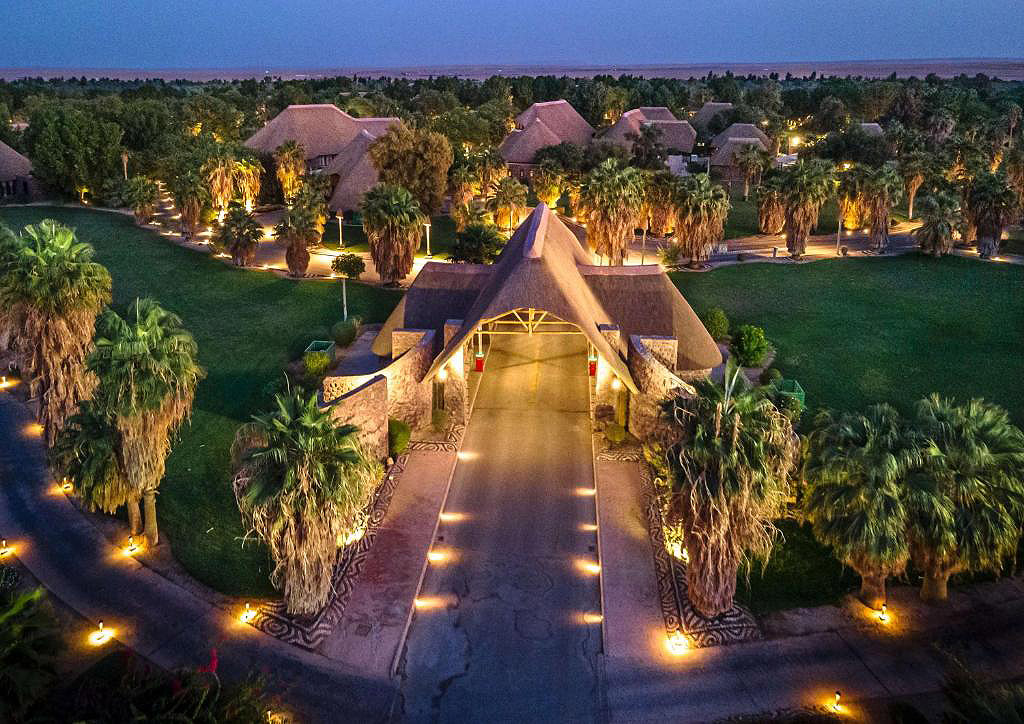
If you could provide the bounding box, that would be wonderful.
[371,204,722,393]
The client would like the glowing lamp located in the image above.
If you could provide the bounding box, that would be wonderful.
[666,631,690,655]
[61,478,72,492]
[437,366,448,383]
[610,377,622,392]
[877,602,889,623]
[427,549,449,564]
[576,559,601,575]
[833,690,842,712]
[240,602,257,623]
[123,536,140,556]
[0,539,12,558]
[89,621,114,646]
[0,375,6,387]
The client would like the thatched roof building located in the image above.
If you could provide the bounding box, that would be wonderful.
[498,119,563,165]
[372,204,721,388]
[500,100,594,175]
[711,123,771,150]
[693,102,733,133]
[602,108,696,155]
[710,137,768,168]
[325,130,381,212]
[858,122,885,137]
[0,141,34,200]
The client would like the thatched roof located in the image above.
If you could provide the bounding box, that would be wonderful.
[374,204,721,387]
[326,130,381,212]
[514,100,594,146]
[711,137,768,167]
[711,123,771,150]
[858,122,884,137]
[499,119,563,164]
[244,104,400,159]
[603,108,696,154]
[0,141,31,181]
[693,102,733,132]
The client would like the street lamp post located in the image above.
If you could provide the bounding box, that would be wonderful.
[424,221,432,258]
[338,214,344,249]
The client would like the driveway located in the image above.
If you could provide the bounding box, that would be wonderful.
[396,334,603,722]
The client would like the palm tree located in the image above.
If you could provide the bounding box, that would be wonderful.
[531,161,563,208]
[471,147,507,194]
[49,399,132,515]
[233,388,381,616]
[837,163,867,233]
[580,159,644,265]
[121,176,160,224]
[234,157,262,211]
[486,176,529,238]
[913,191,960,257]
[0,589,63,719]
[1004,145,1024,209]
[89,299,204,545]
[733,144,770,200]
[756,171,786,235]
[273,140,306,203]
[449,222,505,264]
[214,206,263,267]
[966,171,1018,258]
[804,404,914,608]
[861,162,903,252]
[658,361,797,618]
[646,170,677,238]
[781,159,836,259]
[899,150,932,219]
[361,183,425,285]
[673,173,730,269]
[907,395,1024,602]
[274,202,320,278]
[0,221,111,446]
[202,147,237,219]
[166,169,209,239]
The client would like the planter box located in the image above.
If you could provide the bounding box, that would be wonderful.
[304,340,335,361]
[773,378,805,406]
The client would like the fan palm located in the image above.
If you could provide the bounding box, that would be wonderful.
[121,176,161,224]
[233,388,381,616]
[658,361,797,617]
[49,399,131,515]
[1004,145,1024,209]
[900,150,932,219]
[646,170,677,238]
[907,395,1024,601]
[486,175,529,237]
[861,162,903,252]
[0,589,63,719]
[580,159,644,265]
[292,175,330,235]
[781,159,836,258]
[166,169,209,238]
[214,206,263,267]
[804,404,915,608]
[913,191,960,257]
[733,143,770,200]
[273,140,306,203]
[837,163,868,232]
[361,183,425,285]
[90,299,204,545]
[274,202,320,278]
[202,147,236,218]
[531,161,563,208]
[672,173,730,269]
[0,220,111,445]
[234,157,262,211]
[966,171,1018,258]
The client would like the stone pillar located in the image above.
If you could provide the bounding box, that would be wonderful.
[594,325,625,424]
[441,320,468,428]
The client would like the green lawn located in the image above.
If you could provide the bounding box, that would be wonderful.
[724,191,840,240]
[320,214,458,259]
[0,207,402,597]
[675,254,1024,611]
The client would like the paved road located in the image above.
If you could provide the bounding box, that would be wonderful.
[396,334,603,723]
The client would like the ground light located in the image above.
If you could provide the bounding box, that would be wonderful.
[240,602,257,624]
[575,558,601,575]
[666,631,690,655]
[0,539,13,558]
[877,602,889,623]
[832,690,842,712]
[123,536,141,557]
[61,478,72,493]
[89,621,114,646]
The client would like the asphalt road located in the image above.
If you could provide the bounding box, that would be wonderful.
[396,334,603,723]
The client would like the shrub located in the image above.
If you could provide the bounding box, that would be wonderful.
[605,422,626,446]
[449,223,505,264]
[659,242,686,269]
[702,307,730,340]
[388,418,411,456]
[331,252,365,279]
[759,367,783,386]
[730,324,774,367]
[303,350,331,377]
[432,408,449,433]
[332,318,361,348]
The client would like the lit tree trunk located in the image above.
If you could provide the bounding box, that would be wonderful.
[143,490,159,546]
[920,572,950,602]
[686,534,740,618]
[858,570,887,610]
[127,498,142,536]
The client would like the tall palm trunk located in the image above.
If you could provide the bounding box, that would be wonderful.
[858,569,887,609]
[921,572,950,602]
[143,490,159,546]
[686,533,741,618]
[127,498,142,536]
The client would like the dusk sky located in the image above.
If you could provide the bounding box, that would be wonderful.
[3,0,1022,69]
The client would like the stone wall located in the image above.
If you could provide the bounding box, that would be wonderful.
[594,325,623,420]
[327,375,388,460]
[628,334,697,442]
[441,320,469,427]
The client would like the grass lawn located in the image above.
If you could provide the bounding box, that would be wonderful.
[320,214,458,259]
[724,191,840,240]
[0,207,402,597]
[674,254,1024,611]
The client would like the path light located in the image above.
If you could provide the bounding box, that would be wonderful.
[877,602,889,623]
[437,366,448,383]
[0,539,13,558]
[610,377,622,392]
[123,536,140,556]
[666,630,690,655]
[574,487,596,497]
[61,478,72,492]
[832,690,842,712]
[240,602,257,623]
[427,549,450,564]
[89,620,114,646]
[575,558,601,575]
[578,523,598,532]
[439,512,467,523]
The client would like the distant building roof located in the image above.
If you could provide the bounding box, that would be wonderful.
[499,118,564,165]
[514,100,594,146]
[858,122,885,137]
[602,108,696,154]
[325,130,381,212]
[0,141,31,181]
[710,137,768,167]
[711,123,771,150]
[244,104,400,160]
[693,102,734,132]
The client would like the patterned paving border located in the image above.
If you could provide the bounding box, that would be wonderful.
[638,464,762,647]
[408,422,465,452]
[251,455,408,649]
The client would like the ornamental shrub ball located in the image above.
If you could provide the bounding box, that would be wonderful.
[388,418,411,456]
[331,252,366,279]
[303,350,331,377]
[332,318,361,348]
[605,422,626,446]
[730,324,774,367]
[702,307,730,340]
[759,367,783,386]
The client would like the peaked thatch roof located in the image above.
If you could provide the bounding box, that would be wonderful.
[858,122,885,137]
[693,102,733,132]
[711,137,768,167]
[603,108,697,154]
[514,100,594,146]
[712,123,771,150]
[325,130,381,212]
[499,119,563,164]
[244,104,400,159]
[0,141,31,181]
[374,204,721,387]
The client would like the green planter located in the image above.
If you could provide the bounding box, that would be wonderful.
[773,379,805,406]
[304,340,335,361]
